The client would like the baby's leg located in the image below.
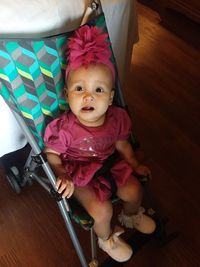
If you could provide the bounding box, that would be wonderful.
[74,185,133,262]
[74,186,113,239]
[117,175,143,215]
[117,175,156,234]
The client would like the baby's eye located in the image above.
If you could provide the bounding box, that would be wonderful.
[75,86,83,92]
[95,87,104,93]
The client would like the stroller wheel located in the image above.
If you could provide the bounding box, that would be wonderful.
[6,167,22,194]
[10,166,22,183]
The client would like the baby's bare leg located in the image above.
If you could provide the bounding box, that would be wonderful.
[74,186,113,239]
[117,176,156,234]
[117,176,143,215]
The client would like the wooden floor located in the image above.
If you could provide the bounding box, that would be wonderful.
[0,3,200,267]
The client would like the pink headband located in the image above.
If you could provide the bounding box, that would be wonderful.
[65,25,115,81]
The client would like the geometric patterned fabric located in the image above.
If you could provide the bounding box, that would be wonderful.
[0,13,112,149]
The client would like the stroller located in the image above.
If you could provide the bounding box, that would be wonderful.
[0,1,175,266]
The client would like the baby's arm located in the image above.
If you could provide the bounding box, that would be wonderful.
[115,140,151,177]
[44,148,74,198]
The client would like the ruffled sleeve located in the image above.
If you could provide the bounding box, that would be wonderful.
[44,114,69,154]
[114,107,132,141]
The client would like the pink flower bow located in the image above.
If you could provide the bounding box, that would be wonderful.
[66,25,115,80]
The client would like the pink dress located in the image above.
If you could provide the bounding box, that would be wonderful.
[44,106,133,201]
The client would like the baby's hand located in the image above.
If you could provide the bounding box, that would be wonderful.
[135,164,152,179]
[56,175,74,198]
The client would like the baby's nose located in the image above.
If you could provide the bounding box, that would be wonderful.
[83,92,94,101]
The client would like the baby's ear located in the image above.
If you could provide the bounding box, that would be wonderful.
[109,88,115,105]
[64,87,68,98]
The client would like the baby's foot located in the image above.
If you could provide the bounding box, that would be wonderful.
[98,227,132,262]
[118,207,156,234]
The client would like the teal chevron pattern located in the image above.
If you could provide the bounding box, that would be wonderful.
[0,13,110,148]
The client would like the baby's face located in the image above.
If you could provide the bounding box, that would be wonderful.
[66,63,114,127]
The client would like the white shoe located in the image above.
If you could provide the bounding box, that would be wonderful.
[98,228,133,262]
[118,207,156,234]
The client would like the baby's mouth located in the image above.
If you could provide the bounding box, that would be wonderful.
[81,106,94,112]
